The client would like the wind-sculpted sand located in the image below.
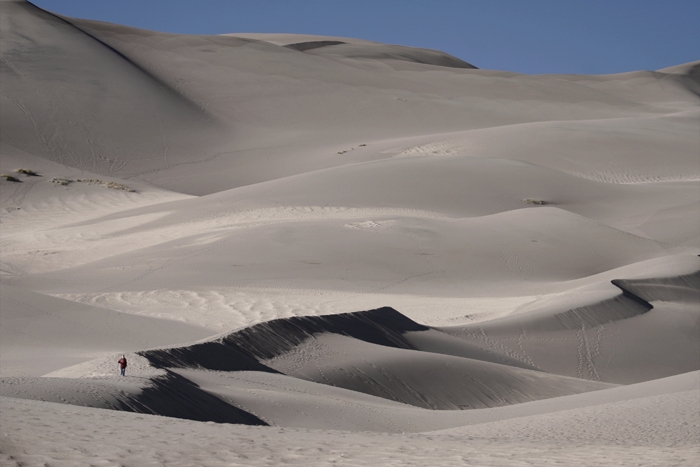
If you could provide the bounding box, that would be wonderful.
[0,0,698,465]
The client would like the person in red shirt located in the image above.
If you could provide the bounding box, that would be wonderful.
[118,355,127,376]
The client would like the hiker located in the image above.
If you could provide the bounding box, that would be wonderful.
[118,354,127,376]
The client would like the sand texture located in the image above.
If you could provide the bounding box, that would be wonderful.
[1,1,699,465]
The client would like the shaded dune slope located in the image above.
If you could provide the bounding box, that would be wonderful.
[612,269,700,304]
[140,308,612,411]
[125,371,266,425]
[261,334,613,410]
[300,42,477,69]
[0,307,615,425]
[282,37,477,69]
[661,60,700,97]
[285,40,347,51]
[141,307,430,372]
[479,280,655,333]
[0,294,692,425]
[0,371,267,426]
[439,270,700,383]
[141,307,520,370]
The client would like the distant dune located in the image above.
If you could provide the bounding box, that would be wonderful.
[1,0,698,465]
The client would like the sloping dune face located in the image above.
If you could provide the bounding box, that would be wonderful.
[0,1,226,180]
[1,0,699,463]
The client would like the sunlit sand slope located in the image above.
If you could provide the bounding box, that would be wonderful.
[0,284,212,377]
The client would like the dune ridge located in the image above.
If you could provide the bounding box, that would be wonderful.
[612,268,700,303]
[134,307,613,411]
[134,307,431,373]
[2,306,615,424]
[439,268,700,384]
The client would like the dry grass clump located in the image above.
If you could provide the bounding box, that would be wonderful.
[50,177,135,192]
[337,144,367,154]
[76,178,103,184]
[522,198,550,205]
[1,174,22,182]
[104,182,136,192]
[51,178,73,186]
[16,168,39,176]
[76,179,135,192]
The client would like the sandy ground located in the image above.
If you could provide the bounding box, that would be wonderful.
[2,377,698,466]
[1,0,699,465]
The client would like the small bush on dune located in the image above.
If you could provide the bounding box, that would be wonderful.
[523,198,550,205]
[76,179,135,192]
[1,174,22,182]
[51,178,73,185]
[104,182,136,192]
[16,168,39,176]
[50,177,136,192]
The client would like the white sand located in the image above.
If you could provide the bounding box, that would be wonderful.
[2,376,698,466]
[1,0,699,465]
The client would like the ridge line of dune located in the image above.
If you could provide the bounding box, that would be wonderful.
[138,307,427,371]
[610,279,654,310]
[23,2,216,121]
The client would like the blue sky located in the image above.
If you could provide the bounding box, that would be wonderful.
[31,0,698,75]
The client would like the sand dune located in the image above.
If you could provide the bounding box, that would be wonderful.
[440,267,700,383]
[1,373,698,465]
[233,33,477,69]
[262,333,613,410]
[0,371,267,426]
[0,307,612,429]
[6,207,675,302]
[1,1,698,465]
[0,1,226,182]
[3,1,697,195]
[134,308,612,411]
